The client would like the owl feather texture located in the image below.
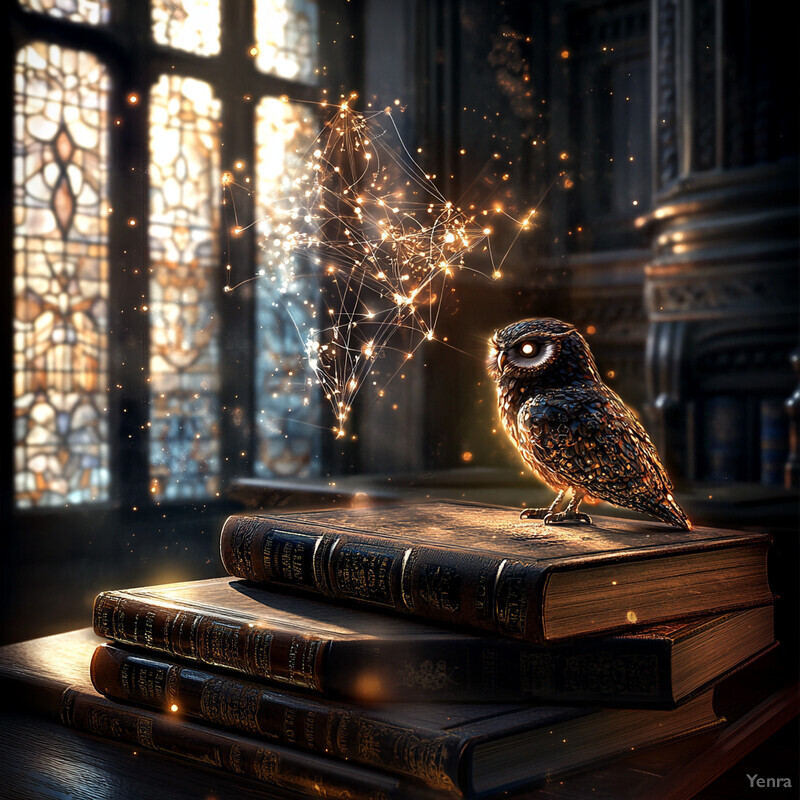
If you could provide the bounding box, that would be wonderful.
[489,318,691,529]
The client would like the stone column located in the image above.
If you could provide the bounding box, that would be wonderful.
[643,0,798,482]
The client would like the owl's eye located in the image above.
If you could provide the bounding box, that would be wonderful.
[506,339,556,370]
[516,342,540,357]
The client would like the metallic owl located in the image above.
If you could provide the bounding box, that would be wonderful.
[489,318,691,529]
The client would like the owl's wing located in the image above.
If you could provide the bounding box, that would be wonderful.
[518,387,678,515]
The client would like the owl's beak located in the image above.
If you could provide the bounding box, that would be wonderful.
[496,351,508,372]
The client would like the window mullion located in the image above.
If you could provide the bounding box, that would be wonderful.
[217,0,257,489]
[108,1,152,510]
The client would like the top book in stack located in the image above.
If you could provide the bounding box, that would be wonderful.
[219,500,773,644]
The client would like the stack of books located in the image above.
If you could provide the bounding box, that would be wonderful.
[0,500,779,798]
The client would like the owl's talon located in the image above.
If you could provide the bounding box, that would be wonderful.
[519,507,548,520]
[544,511,593,525]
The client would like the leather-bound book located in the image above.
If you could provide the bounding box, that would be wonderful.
[93,576,775,707]
[0,629,434,800]
[90,641,723,798]
[218,500,773,643]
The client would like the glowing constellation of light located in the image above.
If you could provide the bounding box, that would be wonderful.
[224,97,536,437]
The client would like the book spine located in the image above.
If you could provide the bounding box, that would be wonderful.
[329,638,671,705]
[219,515,550,642]
[759,398,789,485]
[92,592,327,692]
[59,687,416,800]
[91,644,464,794]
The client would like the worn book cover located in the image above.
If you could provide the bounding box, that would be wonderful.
[219,500,773,643]
[90,639,723,797]
[93,576,775,707]
[0,628,436,800]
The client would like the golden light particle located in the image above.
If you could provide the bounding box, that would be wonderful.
[626,611,638,624]
[170,704,179,712]
[127,93,139,105]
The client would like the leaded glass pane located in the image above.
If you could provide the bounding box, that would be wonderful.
[14,42,111,508]
[149,74,221,499]
[254,0,317,83]
[19,0,109,25]
[151,0,221,57]
[254,97,320,476]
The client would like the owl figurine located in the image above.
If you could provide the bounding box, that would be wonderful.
[488,317,691,529]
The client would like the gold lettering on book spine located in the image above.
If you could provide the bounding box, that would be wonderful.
[302,710,318,749]
[244,626,273,677]
[416,563,461,612]
[494,561,530,637]
[331,708,352,758]
[229,523,256,578]
[136,717,155,749]
[334,543,400,606]
[279,538,307,584]
[356,722,455,792]
[94,594,128,641]
[474,565,496,623]
[198,621,242,669]
[266,529,320,590]
[253,748,280,782]
[143,610,156,647]
[287,636,323,690]
[229,744,243,774]
[200,678,262,735]
[120,659,169,703]
[87,707,124,739]
[186,611,202,659]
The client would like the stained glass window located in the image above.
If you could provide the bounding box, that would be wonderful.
[254,97,320,477]
[148,74,222,499]
[13,42,111,508]
[254,0,318,83]
[12,0,328,511]
[151,0,221,57]
[19,0,109,25]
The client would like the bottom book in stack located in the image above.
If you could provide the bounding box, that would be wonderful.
[0,575,779,799]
